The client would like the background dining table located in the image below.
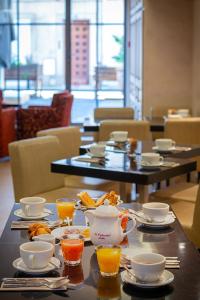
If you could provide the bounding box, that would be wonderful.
[0,203,200,299]
[51,145,197,202]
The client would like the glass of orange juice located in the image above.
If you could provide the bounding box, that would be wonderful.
[61,234,84,265]
[96,245,121,277]
[56,198,75,225]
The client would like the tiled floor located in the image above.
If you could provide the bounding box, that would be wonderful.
[0,158,15,237]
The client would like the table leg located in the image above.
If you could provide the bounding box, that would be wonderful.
[119,182,127,202]
[137,185,149,203]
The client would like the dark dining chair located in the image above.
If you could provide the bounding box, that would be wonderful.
[0,90,16,157]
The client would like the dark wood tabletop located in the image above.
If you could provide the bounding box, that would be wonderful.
[83,117,165,133]
[51,152,196,186]
[1,203,200,299]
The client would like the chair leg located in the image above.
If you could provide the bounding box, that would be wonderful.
[198,172,200,183]
[187,173,191,182]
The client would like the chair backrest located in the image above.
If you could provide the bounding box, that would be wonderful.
[9,136,65,201]
[52,92,73,126]
[164,118,200,144]
[94,107,134,122]
[98,120,152,141]
[191,184,200,248]
[37,126,81,158]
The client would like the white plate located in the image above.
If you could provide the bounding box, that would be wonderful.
[152,146,176,152]
[121,269,174,288]
[87,152,108,158]
[76,197,123,209]
[51,225,91,242]
[140,162,164,169]
[14,208,52,220]
[136,213,175,228]
[12,257,60,274]
[107,140,128,146]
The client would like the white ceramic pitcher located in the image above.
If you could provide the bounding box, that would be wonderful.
[84,201,136,246]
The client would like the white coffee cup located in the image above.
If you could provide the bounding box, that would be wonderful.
[20,241,54,269]
[110,131,128,142]
[131,253,166,282]
[155,139,176,151]
[20,197,46,217]
[88,143,105,156]
[142,202,169,223]
[141,153,163,166]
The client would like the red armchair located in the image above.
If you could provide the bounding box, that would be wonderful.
[0,91,16,157]
[17,92,73,139]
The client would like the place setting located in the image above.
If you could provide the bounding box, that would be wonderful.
[120,253,175,289]
[106,131,129,153]
[74,143,108,166]
[128,202,176,228]
[13,197,53,221]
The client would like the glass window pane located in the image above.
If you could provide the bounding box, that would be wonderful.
[18,25,65,93]
[97,25,124,90]
[98,0,124,24]
[97,91,123,107]
[19,0,66,23]
[71,24,96,90]
[3,90,19,105]
[71,91,96,123]
[71,0,96,23]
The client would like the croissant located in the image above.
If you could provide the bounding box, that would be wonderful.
[28,223,51,239]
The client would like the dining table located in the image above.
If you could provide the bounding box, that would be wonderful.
[1,202,200,299]
[83,117,165,133]
[51,140,198,202]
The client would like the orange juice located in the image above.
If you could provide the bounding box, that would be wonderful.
[96,246,121,276]
[61,238,84,265]
[56,199,75,222]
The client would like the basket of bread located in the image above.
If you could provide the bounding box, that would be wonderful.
[77,190,121,208]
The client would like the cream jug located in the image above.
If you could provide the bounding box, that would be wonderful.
[84,201,136,246]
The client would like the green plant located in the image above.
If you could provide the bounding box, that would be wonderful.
[112,35,124,64]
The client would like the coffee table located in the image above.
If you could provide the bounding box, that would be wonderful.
[1,203,200,299]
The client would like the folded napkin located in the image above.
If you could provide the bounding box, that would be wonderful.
[161,161,180,167]
[0,277,70,291]
[74,157,104,164]
[11,220,61,229]
[174,146,191,152]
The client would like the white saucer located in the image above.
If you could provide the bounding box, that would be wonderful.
[13,257,60,274]
[14,208,52,220]
[152,146,176,152]
[136,213,175,228]
[121,269,174,288]
[140,162,164,169]
[88,152,108,158]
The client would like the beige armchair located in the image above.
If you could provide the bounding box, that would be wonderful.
[37,127,119,193]
[94,107,134,122]
[9,136,104,202]
[150,183,200,248]
[98,120,152,141]
[165,118,200,178]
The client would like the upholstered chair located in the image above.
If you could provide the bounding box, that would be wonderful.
[164,118,200,179]
[98,120,152,141]
[0,90,16,157]
[9,136,104,202]
[17,91,73,140]
[150,183,200,248]
[37,127,119,193]
[94,107,134,122]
